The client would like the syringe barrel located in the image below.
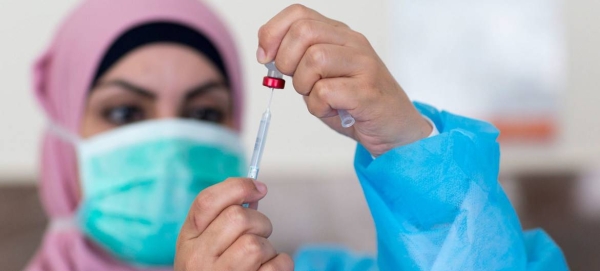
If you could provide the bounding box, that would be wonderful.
[247,109,272,178]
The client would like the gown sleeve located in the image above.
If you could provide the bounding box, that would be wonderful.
[293,102,569,271]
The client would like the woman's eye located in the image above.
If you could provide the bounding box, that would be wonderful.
[185,108,225,124]
[102,105,145,125]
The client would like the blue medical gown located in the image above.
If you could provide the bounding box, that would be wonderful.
[294,103,569,271]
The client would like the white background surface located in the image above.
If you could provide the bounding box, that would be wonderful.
[390,0,565,119]
[388,0,600,175]
[1,0,600,183]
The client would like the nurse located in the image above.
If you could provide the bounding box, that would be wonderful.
[27,0,568,270]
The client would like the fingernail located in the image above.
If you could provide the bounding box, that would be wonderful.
[256,46,267,63]
[254,180,267,194]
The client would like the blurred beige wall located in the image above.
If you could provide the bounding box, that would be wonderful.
[0,0,388,184]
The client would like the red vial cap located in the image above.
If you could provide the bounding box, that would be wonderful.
[263,76,286,89]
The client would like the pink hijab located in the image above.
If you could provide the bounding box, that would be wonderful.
[27,0,243,270]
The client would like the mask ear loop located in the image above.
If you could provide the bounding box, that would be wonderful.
[45,121,83,233]
[46,121,81,145]
[48,217,77,233]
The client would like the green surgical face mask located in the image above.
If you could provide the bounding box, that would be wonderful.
[53,119,246,266]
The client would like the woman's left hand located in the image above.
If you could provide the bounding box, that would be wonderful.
[257,4,432,157]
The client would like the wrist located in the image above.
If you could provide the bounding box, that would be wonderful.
[370,114,433,157]
[398,116,433,147]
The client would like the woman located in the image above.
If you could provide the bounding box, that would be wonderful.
[28,0,568,270]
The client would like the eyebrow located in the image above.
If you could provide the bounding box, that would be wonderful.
[184,81,229,100]
[92,80,228,100]
[93,80,156,99]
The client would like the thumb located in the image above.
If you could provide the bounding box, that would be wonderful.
[178,178,268,241]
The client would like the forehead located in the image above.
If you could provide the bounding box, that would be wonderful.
[97,43,225,94]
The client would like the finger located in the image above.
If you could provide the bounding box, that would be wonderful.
[257,4,348,64]
[303,77,361,119]
[275,19,360,75]
[216,234,277,271]
[293,44,372,96]
[199,205,273,256]
[258,253,295,271]
[179,178,268,241]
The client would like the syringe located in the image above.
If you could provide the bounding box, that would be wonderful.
[243,63,284,208]
[247,89,274,180]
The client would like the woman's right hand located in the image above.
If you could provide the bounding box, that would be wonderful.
[174,178,293,271]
